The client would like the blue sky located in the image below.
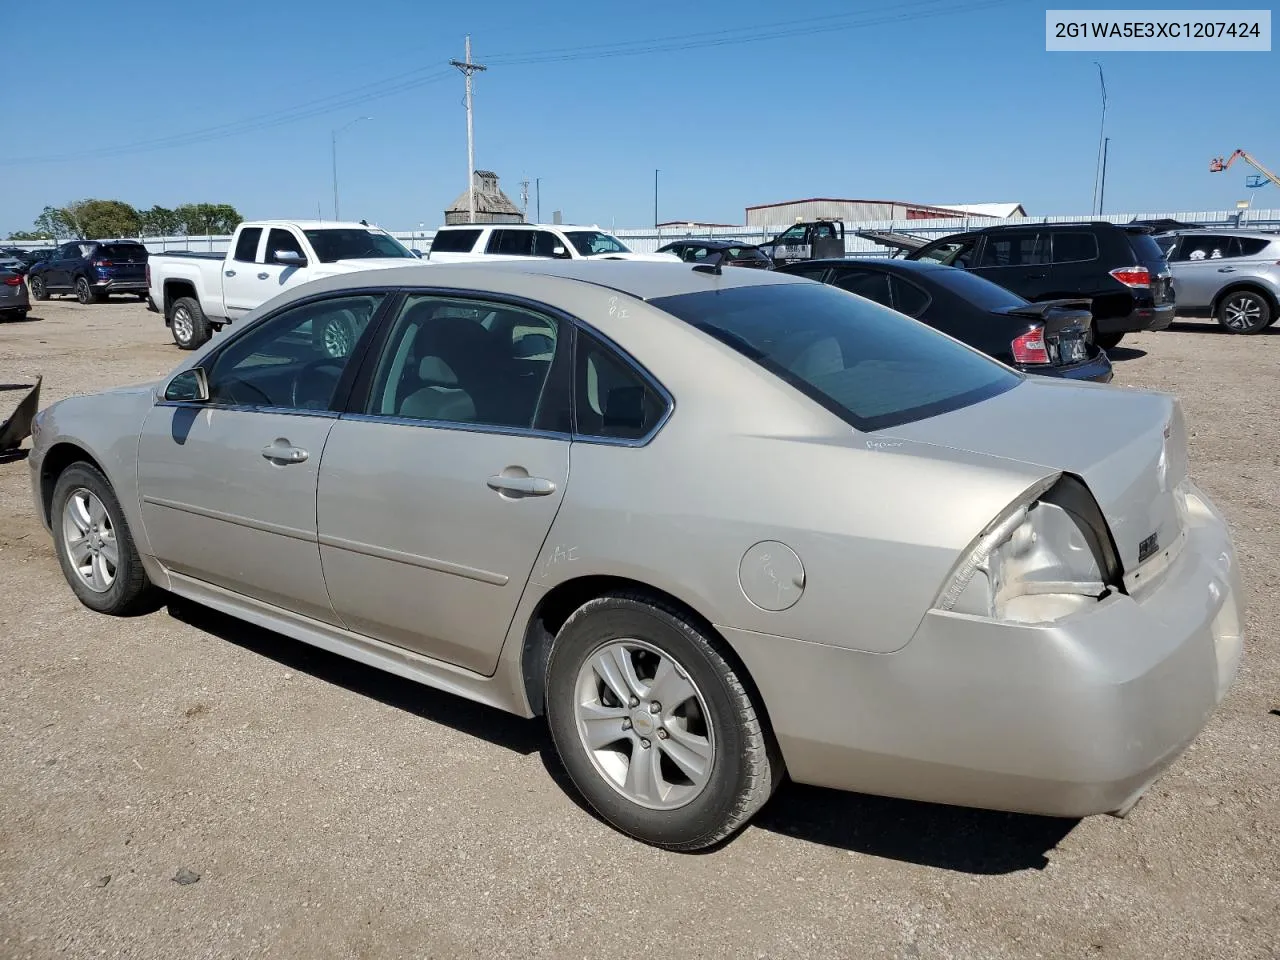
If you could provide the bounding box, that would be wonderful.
[1,0,1276,235]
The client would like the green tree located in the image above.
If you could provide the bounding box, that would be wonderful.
[64,199,142,239]
[139,205,182,237]
[6,229,54,241]
[175,202,243,236]
[32,205,75,239]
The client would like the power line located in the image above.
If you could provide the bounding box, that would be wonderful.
[0,0,1013,167]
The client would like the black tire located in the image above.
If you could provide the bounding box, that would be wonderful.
[28,275,48,300]
[137,292,149,301]
[51,462,155,615]
[1095,330,1124,351]
[75,276,101,305]
[169,296,210,350]
[545,592,780,851]
[1216,290,1272,335]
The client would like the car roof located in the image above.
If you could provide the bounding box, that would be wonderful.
[1166,228,1280,239]
[664,239,758,249]
[795,257,952,275]
[288,259,806,304]
[436,222,602,231]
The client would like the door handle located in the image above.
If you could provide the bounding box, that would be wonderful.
[257,272,270,280]
[225,269,236,277]
[1026,272,1047,279]
[487,474,556,496]
[1217,267,1236,273]
[261,440,309,464]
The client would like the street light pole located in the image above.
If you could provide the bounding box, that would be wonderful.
[654,168,659,229]
[332,116,372,221]
[1090,61,1107,215]
[1099,136,1110,215]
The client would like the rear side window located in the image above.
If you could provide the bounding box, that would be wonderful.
[1130,231,1174,263]
[651,283,1019,432]
[1050,232,1099,264]
[1238,237,1273,257]
[574,333,668,441]
[430,229,481,254]
[832,269,893,307]
[487,229,562,257]
[889,276,931,316]
[978,233,1047,267]
[233,227,262,263]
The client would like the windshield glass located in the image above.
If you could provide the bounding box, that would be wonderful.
[563,231,631,256]
[304,228,413,263]
[651,282,1019,432]
[928,267,1026,310]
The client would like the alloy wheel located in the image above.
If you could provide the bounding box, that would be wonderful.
[573,639,716,810]
[76,278,92,304]
[1223,295,1263,332]
[171,305,193,345]
[321,316,354,358]
[61,488,118,592]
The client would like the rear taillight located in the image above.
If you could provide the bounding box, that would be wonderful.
[1011,327,1049,365]
[1109,265,1150,288]
[92,259,114,268]
[2,275,22,286]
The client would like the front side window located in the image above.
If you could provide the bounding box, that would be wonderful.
[574,333,668,442]
[233,227,262,263]
[430,228,482,254]
[914,238,978,268]
[563,231,631,257]
[266,228,306,265]
[977,232,1047,268]
[304,228,413,263]
[776,226,805,243]
[367,295,562,429]
[205,294,384,409]
[651,283,1018,432]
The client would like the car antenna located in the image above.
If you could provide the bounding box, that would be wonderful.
[692,252,723,276]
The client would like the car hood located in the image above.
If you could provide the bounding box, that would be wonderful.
[585,252,681,262]
[883,378,1186,575]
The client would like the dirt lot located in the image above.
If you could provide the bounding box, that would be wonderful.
[1,296,1277,960]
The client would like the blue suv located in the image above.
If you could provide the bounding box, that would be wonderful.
[27,240,149,304]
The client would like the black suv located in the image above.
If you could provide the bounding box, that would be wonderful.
[27,240,149,304]
[906,222,1173,349]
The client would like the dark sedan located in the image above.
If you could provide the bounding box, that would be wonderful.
[656,239,774,269]
[778,258,1113,383]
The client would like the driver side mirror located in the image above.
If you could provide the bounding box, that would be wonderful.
[273,249,307,267]
[552,245,572,260]
[164,367,209,403]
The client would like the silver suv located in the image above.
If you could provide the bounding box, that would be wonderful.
[1158,229,1280,334]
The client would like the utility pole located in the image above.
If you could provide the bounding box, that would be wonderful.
[450,36,487,224]
[1090,61,1107,215]
[536,178,541,222]
[332,116,372,221]
[519,176,530,219]
[1099,137,1110,215]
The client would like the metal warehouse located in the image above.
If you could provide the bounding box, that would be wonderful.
[744,198,1004,227]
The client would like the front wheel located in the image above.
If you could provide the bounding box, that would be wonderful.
[51,463,155,614]
[169,296,210,349]
[28,275,48,300]
[1217,291,1272,334]
[546,593,780,851]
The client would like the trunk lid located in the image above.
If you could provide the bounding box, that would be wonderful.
[886,378,1187,575]
[96,244,148,281]
[996,298,1094,366]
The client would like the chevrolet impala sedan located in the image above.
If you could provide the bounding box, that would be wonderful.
[28,261,1244,850]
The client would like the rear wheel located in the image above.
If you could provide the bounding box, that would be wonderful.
[169,296,210,349]
[51,463,154,614]
[1216,291,1271,334]
[137,292,149,302]
[546,593,780,851]
[28,275,48,300]
[1094,330,1124,351]
[75,276,101,304]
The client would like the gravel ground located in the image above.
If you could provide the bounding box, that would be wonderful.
[1,297,1277,960]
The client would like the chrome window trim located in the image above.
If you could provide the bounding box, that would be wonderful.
[155,401,340,419]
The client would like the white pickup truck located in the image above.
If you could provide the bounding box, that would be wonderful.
[147,220,424,349]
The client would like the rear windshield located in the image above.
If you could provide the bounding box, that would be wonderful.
[98,244,147,260]
[303,228,413,263]
[1126,231,1167,264]
[727,246,769,260]
[928,267,1026,311]
[651,282,1020,432]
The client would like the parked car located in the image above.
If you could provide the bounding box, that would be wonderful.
[428,223,680,264]
[778,258,1112,382]
[1,264,30,320]
[1157,229,1280,334]
[0,254,27,277]
[27,240,149,305]
[756,219,846,264]
[655,239,774,269]
[906,221,1174,350]
[147,220,423,350]
[29,260,1243,850]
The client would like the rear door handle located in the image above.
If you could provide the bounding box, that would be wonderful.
[225,269,236,277]
[487,475,556,496]
[261,440,309,464]
[257,272,270,280]
[1217,267,1236,273]
[1026,272,1047,279]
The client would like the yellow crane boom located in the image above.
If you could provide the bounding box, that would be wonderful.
[1209,150,1280,190]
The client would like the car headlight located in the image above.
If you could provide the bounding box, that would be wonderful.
[936,474,1122,624]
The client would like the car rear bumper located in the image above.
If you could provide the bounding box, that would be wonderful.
[93,279,148,292]
[720,484,1243,818]
[1098,301,1175,334]
[1020,349,1113,383]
